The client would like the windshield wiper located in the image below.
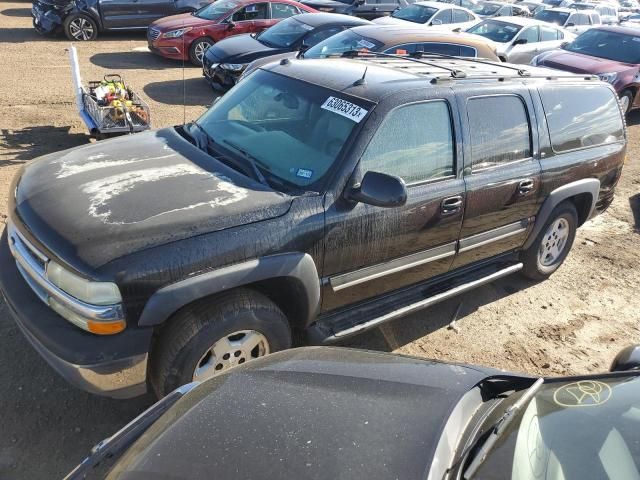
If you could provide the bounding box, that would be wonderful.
[462,377,544,479]
[222,139,270,187]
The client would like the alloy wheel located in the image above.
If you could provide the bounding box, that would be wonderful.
[192,330,269,381]
[620,94,631,114]
[69,18,94,41]
[194,41,212,64]
[538,218,570,267]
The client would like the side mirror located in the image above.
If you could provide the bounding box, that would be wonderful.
[610,345,640,372]
[346,171,407,208]
[298,42,311,54]
[226,20,236,30]
[356,0,365,5]
[560,40,569,47]
[565,21,575,26]
[513,37,528,45]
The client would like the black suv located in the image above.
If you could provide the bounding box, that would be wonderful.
[0,56,626,399]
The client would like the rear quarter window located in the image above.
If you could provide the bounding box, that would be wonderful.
[539,86,624,153]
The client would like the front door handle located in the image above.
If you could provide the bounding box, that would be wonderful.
[517,178,535,196]
[441,195,463,215]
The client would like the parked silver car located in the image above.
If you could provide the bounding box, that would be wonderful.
[535,7,602,34]
[467,16,575,62]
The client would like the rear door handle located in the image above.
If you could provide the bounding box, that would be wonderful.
[441,195,463,215]
[517,179,535,196]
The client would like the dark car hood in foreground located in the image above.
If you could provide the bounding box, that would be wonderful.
[107,347,493,480]
[12,128,291,270]
[205,33,286,63]
[538,49,639,74]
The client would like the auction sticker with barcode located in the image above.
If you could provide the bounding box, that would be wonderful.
[321,97,368,123]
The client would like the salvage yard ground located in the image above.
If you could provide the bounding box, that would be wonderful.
[1,1,640,477]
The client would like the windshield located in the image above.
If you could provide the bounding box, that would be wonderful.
[471,2,501,15]
[471,374,640,480]
[194,0,238,20]
[467,20,521,42]
[257,17,314,48]
[304,30,385,57]
[534,9,570,24]
[391,4,439,23]
[564,28,640,64]
[194,70,370,189]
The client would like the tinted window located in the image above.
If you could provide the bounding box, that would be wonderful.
[305,30,384,58]
[452,8,472,21]
[467,96,531,170]
[564,28,640,63]
[194,0,239,20]
[361,101,455,184]
[518,26,539,43]
[534,9,570,24]
[391,4,439,23]
[468,20,522,42]
[471,2,501,15]
[433,8,453,23]
[232,2,269,20]
[540,86,624,152]
[303,26,343,46]
[257,17,313,47]
[496,5,511,15]
[271,3,299,18]
[539,25,560,40]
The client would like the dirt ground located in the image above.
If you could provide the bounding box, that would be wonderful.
[0,2,639,477]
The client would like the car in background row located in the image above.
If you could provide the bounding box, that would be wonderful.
[568,2,618,23]
[518,0,547,15]
[202,13,369,89]
[32,0,210,40]
[471,1,532,18]
[621,12,640,25]
[434,0,481,11]
[66,345,640,479]
[239,24,500,79]
[298,0,412,19]
[533,25,640,113]
[534,7,601,34]
[148,0,317,65]
[467,17,574,63]
[372,1,480,29]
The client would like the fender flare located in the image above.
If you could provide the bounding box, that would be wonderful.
[137,252,321,328]
[523,178,600,250]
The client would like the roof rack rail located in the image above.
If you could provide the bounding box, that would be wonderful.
[339,50,598,83]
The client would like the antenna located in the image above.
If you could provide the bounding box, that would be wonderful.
[353,67,368,86]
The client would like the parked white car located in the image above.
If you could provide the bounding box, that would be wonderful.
[534,7,601,34]
[471,1,532,18]
[570,2,620,23]
[467,16,575,62]
[372,1,481,30]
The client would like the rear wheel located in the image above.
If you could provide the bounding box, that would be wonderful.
[150,289,291,398]
[189,37,214,66]
[63,13,98,41]
[619,89,634,115]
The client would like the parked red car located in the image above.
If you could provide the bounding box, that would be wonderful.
[532,26,640,114]
[148,0,317,65]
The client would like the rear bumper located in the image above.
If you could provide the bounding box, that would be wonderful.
[0,230,152,398]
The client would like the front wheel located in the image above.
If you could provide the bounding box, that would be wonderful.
[63,13,98,41]
[189,37,214,66]
[619,89,634,115]
[520,201,578,281]
[150,289,291,398]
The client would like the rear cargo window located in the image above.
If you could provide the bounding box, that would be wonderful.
[467,95,531,171]
[540,86,624,153]
[360,101,454,184]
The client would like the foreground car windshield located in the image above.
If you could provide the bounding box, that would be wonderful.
[257,17,314,48]
[472,374,640,479]
[194,0,239,20]
[391,4,439,23]
[305,30,385,57]
[194,70,368,188]
[468,20,521,42]
[534,9,570,24]
[565,29,640,64]
[471,2,501,15]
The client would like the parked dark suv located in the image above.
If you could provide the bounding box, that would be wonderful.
[32,0,210,40]
[0,56,626,399]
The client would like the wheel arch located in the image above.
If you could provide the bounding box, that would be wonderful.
[523,178,600,250]
[138,253,321,331]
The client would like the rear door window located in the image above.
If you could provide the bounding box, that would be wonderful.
[539,86,624,152]
[271,3,299,18]
[452,8,473,21]
[433,8,453,23]
[232,2,269,20]
[467,95,531,171]
[539,25,560,40]
[518,26,540,43]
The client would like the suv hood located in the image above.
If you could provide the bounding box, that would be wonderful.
[12,128,292,270]
[538,49,638,74]
[107,347,495,480]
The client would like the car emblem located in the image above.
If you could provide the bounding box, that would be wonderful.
[553,380,612,407]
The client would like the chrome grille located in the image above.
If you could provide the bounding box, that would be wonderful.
[8,223,50,305]
[148,28,161,42]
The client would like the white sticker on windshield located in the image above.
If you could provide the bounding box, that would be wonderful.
[357,39,376,49]
[321,96,368,123]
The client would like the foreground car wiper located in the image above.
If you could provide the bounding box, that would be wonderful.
[463,377,544,479]
[222,138,270,187]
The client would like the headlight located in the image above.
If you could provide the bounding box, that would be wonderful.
[597,72,618,84]
[162,27,192,38]
[220,63,246,72]
[47,261,122,306]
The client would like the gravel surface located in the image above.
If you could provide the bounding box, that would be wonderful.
[1,2,639,477]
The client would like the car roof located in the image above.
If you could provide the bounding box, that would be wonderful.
[262,56,595,103]
[480,15,557,26]
[349,24,496,45]
[294,12,371,27]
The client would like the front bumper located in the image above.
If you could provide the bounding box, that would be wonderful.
[147,28,189,61]
[202,58,241,91]
[0,230,152,398]
[31,2,64,34]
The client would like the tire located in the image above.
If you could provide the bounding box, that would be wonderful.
[619,89,634,115]
[189,37,214,66]
[520,201,578,281]
[150,288,291,398]
[63,13,98,41]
